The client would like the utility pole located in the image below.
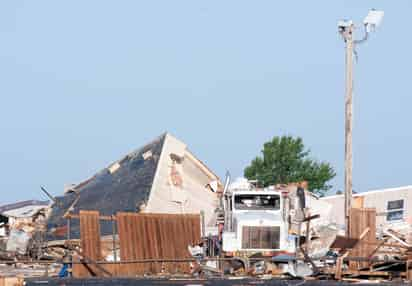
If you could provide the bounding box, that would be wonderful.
[338,9,384,237]
[344,24,354,238]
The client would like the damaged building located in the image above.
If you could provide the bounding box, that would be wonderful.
[47,133,221,240]
[322,185,412,228]
[322,185,412,246]
[0,200,49,255]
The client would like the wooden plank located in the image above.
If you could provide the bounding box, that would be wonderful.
[161,214,173,273]
[116,212,132,276]
[175,215,188,273]
[359,227,370,240]
[407,250,412,281]
[131,212,141,275]
[0,277,24,286]
[150,215,161,273]
[73,210,103,278]
[169,215,180,273]
[67,214,113,220]
[305,211,311,252]
[73,248,113,277]
[139,214,149,274]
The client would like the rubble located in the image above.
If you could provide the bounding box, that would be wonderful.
[0,152,411,284]
[0,201,49,258]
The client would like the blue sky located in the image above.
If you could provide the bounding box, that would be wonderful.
[0,1,411,204]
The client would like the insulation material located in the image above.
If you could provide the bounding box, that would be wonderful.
[6,229,31,255]
[169,160,187,204]
[308,224,339,259]
[287,186,336,233]
[286,185,338,258]
[108,162,120,174]
[142,150,153,160]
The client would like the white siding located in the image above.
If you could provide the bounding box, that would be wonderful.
[322,186,412,228]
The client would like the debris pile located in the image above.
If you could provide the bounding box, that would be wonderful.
[1,133,411,284]
[0,200,49,259]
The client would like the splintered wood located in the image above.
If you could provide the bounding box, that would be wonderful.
[0,277,24,286]
[73,211,201,278]
[349,208,376,270]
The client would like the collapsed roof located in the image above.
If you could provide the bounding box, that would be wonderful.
[47,134,166,240]
[0,200,49,218]
[47,133,220,241]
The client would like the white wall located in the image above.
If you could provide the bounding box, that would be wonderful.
[321,195,345,227]
[145,134,219,226]
[322,186,412,229]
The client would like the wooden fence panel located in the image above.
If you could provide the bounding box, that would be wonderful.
[116,212,200,276]
[349,208,377,270]
[74,212,201,277]
[73,210,103,277]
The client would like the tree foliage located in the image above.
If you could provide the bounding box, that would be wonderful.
[244,136,335,195]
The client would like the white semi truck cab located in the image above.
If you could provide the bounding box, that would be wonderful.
[221,178,296,256]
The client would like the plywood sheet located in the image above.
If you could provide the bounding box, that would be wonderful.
[349,208,376,270]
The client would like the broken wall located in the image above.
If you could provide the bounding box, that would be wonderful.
[146,134,219,226]
[322,186,412,230]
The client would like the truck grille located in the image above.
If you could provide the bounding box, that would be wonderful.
[241,226,280,249]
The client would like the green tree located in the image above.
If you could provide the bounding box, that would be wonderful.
[244,135,335,196]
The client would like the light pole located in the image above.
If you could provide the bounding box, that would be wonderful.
[338,9,384,237]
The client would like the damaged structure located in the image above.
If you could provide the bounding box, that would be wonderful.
[3,135,412,283]
[0,200,49,256]
[323,185,412,248]
[322,185,412,229]
[47,133,221,240]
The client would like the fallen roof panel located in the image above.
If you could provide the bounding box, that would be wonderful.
[46,134,166,241]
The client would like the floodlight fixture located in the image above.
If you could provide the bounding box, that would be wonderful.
[364,9,384,33]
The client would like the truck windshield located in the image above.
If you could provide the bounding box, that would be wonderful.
[234,194,280,210]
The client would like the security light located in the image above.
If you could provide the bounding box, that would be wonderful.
[338,19,353,33]
[338,19,353,28]
[364,9,384,32]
